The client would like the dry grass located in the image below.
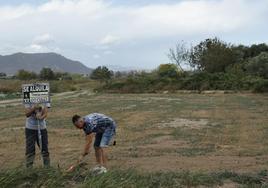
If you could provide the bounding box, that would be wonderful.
[0,92,268,175]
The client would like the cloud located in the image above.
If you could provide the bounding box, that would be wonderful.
[100,35,120,45]
[103,50,113,55]
[38,0,107,16]
[1,0,267,40]
[33,33,54,45]
[0,5,33,22]
[23,33,59,53]
[25,44,60,53]
[29,44,45,51]
[0,0,267,68]
[93,54,100,59]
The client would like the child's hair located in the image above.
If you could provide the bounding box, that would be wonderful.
[72,114,81,124]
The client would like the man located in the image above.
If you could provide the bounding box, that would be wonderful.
[69,113,116,173]
[25,104,50,168]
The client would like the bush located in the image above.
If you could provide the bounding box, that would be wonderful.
[16,70,37,80]
[253,79,268,93]
[39,68,55,80]
[90,66,113,82]
[189,38,238,72]
[157,64,181,79]
[100,71,268,93]
[50,80,78,93]
[0,80,23,93]
[245,52,268,79]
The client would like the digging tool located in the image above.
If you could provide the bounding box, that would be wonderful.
[66,155,89,173]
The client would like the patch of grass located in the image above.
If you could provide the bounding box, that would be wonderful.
[0,107,22,122]
[127,146,139,158]
[0,79,99,94]
[0,167,267,188]
[48,117,73,129]
[175,146,216,156]
[171,128,204,144]
[213,170,266,187]
[153,145,216,157]
[0,167,65,188]
[1,92,268,179]
[0,93,20,100]
[129,133,169,146]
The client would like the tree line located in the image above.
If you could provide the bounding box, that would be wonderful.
[101,37,268,93]
[168,37,268,77]
[0,68,73,80]
[1,37,267,92]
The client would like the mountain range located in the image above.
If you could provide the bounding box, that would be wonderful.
[0,52,92,75]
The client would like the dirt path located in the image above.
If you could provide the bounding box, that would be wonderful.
[0,90,93,107]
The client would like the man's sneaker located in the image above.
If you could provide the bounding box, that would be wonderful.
[99,166,107,173]
[92,166,101,171]
[91,166,107,175]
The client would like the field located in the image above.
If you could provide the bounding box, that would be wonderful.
[0,88,268,187]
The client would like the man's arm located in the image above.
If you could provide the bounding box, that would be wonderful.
[25,105,37,117]
[67,133,93,172]
[82,133,94,157]
[39,107,48,119]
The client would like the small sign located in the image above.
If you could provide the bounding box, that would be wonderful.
[22,83,50,104]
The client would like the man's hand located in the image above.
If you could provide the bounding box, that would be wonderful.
[66,155,87,173]
[33,104,40,110]
[67,165,76,172]
[66,134,93,173]
[36,112,42,120]
[78,154,85,164]
[36,106,48,120]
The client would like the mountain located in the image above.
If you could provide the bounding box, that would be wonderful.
[0,52,92,75]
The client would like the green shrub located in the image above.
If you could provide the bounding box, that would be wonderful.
[253,79,268,93]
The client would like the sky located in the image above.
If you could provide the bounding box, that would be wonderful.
[0,0,267,70]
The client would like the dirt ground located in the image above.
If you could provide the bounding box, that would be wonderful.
[0,91,268,174]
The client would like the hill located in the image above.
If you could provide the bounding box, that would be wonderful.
[0,52,92,74]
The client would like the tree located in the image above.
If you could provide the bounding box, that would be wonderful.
[90,66,113,82]
[0,72,6,78]
[17,70,37,80]
[54,72,72,80]
[232,43,268,60]
[189,38,238,73]
[157,64,180,78]
[39,68,55,80]
[167,41,189,71]
[114,71,123,78]
[247,43,268,58]
[245,52,268,78]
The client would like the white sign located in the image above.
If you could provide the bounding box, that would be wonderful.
[22,83,50,104]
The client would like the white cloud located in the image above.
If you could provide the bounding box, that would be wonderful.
[103,50,113,55]
[123,0,267,39]
[29,44,44,51]
[100,35,120,45]
[33,33,54,45]
[24,44,60,53]
[38,0,107,16]
[22,33,59,53]
[0,5,34,22]
[1,0,266,40]
[93,54,100,59]
[0,0,267,68]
